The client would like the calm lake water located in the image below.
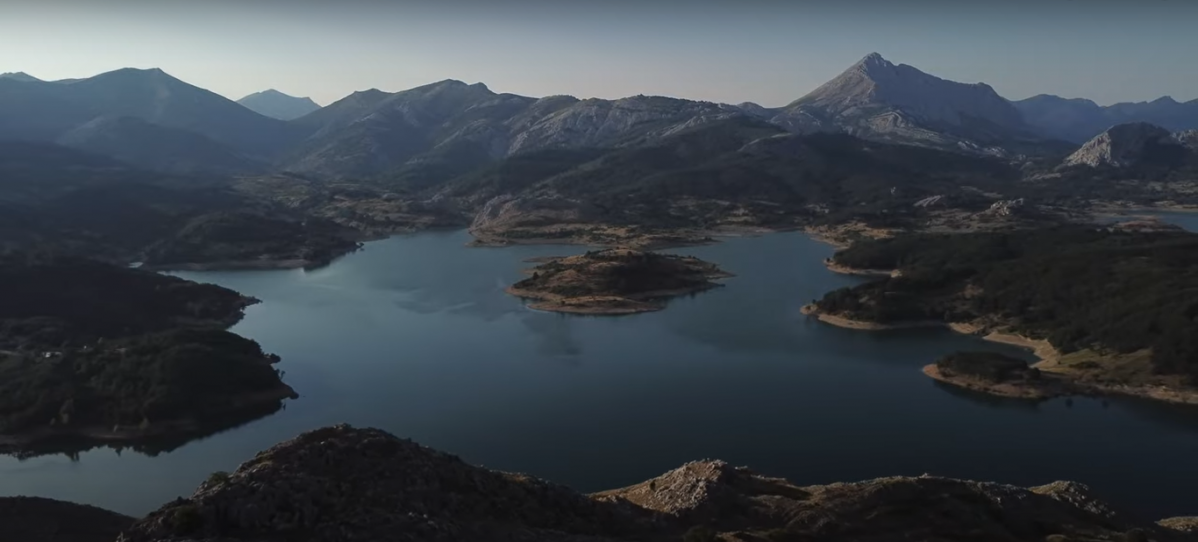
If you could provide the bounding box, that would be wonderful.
[3,227,1198,521]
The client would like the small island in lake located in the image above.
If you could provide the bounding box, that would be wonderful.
[0,253,296,456]
[507,248,733,314]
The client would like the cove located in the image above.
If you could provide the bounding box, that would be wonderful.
[2,229,1198,520]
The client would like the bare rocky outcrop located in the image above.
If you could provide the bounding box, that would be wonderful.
[1062,122,1191,168]
[114,424,1194,542]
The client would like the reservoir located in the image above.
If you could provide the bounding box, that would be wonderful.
[2,228,1197,520]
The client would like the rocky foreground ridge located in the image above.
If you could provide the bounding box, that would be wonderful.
[7,424,1190,541]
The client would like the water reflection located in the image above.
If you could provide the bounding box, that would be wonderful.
[5,400,286,461]
[520,312,583,358]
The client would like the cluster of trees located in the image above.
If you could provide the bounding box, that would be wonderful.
[935,351,1038,383]
[817,226,1198,379]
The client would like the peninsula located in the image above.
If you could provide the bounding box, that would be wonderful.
[0,253,296,456]
[805,226,1198,404]
[507,248,732,314]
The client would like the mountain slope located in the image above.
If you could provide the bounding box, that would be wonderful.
[0,68,304,159]
[1016,94,1198,143]
[0,78,95,141]
[55,116,265,175]
[62,68,303,157]
[459,117,1021,244]
[0,142,356,266]
[237,89,321,120]
[281,79,744,182]
[769,53,1045,154]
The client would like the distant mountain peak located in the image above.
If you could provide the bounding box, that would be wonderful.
[0,71,41,83]
[237,88,321,121]
[780,53,1029,152]
[853,52,893,71]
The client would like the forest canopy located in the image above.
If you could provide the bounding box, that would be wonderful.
[815,226,1198,379]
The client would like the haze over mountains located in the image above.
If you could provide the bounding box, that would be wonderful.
[1,53,1196,182]
[1015,94,1198,143]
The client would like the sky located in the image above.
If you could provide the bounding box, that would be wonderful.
[2,0,1196,108]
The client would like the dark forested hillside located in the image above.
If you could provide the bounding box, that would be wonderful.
[0,254,292,447]
[0,142,361,266]
[816,227,1198,379]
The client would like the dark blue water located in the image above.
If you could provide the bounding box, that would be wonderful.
[2,229,1198,520]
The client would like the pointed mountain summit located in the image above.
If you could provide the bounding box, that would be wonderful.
[769,53,1038,154]
[237,89,321,121]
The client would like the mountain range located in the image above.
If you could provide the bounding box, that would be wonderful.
[2,53,1196,183]
[1015,94,1198,143]
[236,89,321,120]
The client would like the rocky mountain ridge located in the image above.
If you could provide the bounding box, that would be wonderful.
[4,424,1167,542]
[0,54,1072,183]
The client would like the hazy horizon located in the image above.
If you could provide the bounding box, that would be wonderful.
[3,0,1197,108]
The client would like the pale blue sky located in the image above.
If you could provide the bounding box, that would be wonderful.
[2,0,1195,107]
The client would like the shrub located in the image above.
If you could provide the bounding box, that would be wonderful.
[206,471,231,485]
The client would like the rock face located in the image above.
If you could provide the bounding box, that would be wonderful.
[1062,122,1190,168]
[236,89,321,121]
[117,424,1194,542]
[769,53,1037,153]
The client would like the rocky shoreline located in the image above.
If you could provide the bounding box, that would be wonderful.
[801,305,1198,405]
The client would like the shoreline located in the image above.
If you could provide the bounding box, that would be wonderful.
[0,384,298,455]
[468,224,809,251]
[799,304,941,331]
[821,259,897,277]
[801,306,1198,405]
